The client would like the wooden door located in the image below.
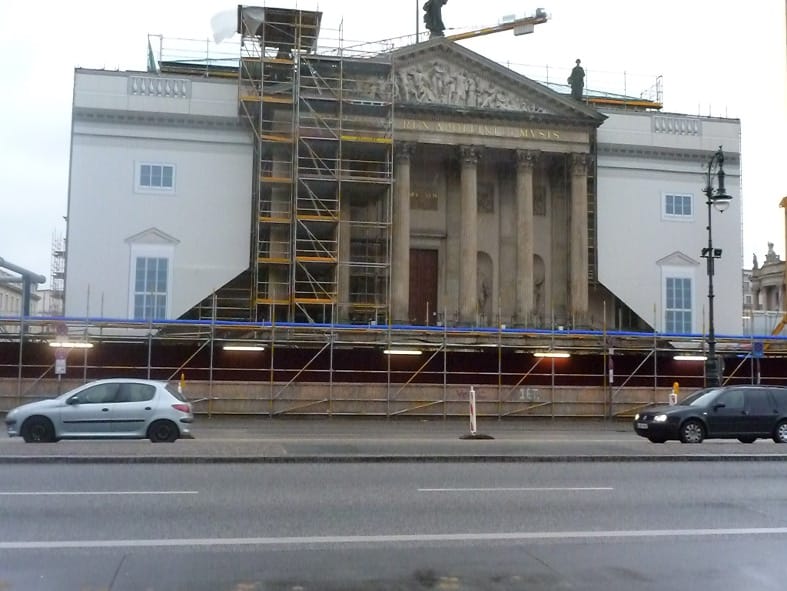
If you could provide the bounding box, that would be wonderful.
[409,249,438,325]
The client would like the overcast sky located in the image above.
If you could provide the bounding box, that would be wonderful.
[1,0,785,285]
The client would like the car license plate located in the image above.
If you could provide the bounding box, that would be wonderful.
[637,422,648,429]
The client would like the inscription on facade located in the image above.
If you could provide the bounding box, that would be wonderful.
[400,118,563,140]
[411,190,439,210]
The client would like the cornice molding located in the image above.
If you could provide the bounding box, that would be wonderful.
[73,107,245,132]
[598,143,741,167]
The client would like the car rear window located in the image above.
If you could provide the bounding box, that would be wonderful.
[166,383,187,402]
[770,388,787,411]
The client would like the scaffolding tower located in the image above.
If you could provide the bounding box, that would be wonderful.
[237,6,394,324]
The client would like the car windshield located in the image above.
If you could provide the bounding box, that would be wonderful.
[681,388,724,407]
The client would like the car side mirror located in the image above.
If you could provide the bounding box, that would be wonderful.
[713,403,726,411]
[66,396,80,405]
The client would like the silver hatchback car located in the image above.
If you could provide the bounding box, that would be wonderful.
[5,378,193,443]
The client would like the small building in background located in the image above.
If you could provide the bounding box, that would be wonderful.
[747,243,786,335]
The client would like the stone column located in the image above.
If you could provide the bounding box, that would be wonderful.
[392,143,415,324]
[459,146,481,324]
[570,153,590,323]
[515,149,539,326]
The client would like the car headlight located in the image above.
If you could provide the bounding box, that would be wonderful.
[653,414,668,423]
[634,413,640,421]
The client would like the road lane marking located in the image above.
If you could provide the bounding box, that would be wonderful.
[0,491,198,496]
[4,527,787,550]
[418,487,614,492]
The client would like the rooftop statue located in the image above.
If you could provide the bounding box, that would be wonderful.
[567,59,584,101]
[423,0,448,38]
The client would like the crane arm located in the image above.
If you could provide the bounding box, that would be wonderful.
[445,12,549,42]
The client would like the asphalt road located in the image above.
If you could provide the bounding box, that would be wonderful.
[3,461,787,590]
[4,416,787,460]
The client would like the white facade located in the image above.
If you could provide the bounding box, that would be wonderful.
[597,111,743,335]
[66,66,744,336]
[65,70,253,319]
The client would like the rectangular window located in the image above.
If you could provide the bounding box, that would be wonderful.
[136,163,175,192]
[663,193,693,219]
[133,257,168,320]
[665,277,692,333]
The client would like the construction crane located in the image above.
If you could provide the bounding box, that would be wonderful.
[444,9,549,42]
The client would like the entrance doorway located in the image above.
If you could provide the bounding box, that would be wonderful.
[409,249,438,325]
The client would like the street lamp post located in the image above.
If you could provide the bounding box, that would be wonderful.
[701,146,733,387]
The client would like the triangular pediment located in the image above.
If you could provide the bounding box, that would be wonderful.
[125,227,180,246]
[390,39,604,124]
[656,251,699,267]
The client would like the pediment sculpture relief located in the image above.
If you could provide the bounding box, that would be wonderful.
[395,60,547,113]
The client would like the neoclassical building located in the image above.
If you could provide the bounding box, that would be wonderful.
[64,7,743,336]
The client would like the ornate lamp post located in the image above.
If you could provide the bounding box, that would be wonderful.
[701,146,733,386]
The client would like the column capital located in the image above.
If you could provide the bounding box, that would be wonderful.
[515,149,541,170]
[395,142,416,161]
[459,145,483,165]
[569,152,593,175]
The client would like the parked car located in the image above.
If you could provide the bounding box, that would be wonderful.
[5,378,193,443]
[633,385,787,444]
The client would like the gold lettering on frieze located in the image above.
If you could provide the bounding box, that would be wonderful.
[398,119,566,141]
[411,190,439,211]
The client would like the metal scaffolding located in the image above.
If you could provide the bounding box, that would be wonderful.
[237,7,394,324]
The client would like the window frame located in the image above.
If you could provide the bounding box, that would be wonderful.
[135,161,176,194]
[664,275,693,334]
[128,243,174,320]
[662,192,694,222]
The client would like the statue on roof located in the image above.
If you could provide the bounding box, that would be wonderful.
[423,0,448,38]
[567,59,584,101]
[752,253,759,270]
[765,242,780,264]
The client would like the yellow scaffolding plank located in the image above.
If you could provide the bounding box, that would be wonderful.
[260,134,293,143]
[256,298,290,305]
[340,135,392,144]
[294,297,335,305]
[262,95,294,104]
[239,95,294,104]
[297,214,338,222]
[257,257,290,264]
[259,216,291,223]
[260,176,293,184]
[296,256,337,263]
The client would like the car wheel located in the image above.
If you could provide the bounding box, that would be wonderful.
[22,417,56,443]
[647,436,666,443]
[772,420,787,444]
[679,420,705,444]
[148,420,179,443]
[738,436,756,444]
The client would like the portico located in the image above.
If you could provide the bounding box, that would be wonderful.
[386,40,604,328]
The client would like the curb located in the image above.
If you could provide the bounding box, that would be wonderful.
[3,454,787,464]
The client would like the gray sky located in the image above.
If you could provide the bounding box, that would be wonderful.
[1,0,785,285]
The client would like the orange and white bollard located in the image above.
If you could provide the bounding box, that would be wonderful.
[669,381,679,406]
[469,386,477,435]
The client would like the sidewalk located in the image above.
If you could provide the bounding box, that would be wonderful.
[3,416,787,463]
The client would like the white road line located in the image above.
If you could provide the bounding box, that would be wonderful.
[3,527,787,550]
[0,491,198,496]
[418,487,614,492]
